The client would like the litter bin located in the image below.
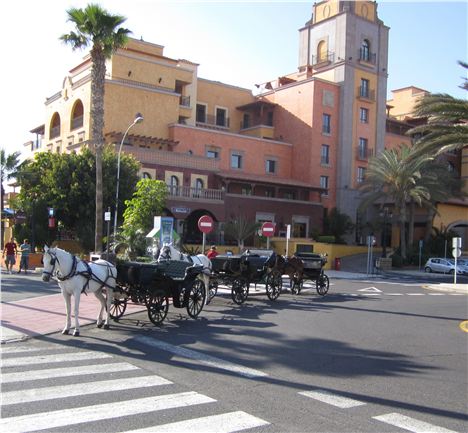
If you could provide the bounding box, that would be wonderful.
[334,257,341,271]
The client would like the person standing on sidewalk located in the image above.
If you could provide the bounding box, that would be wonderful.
[3,238,18,274]
[18,239,31,274]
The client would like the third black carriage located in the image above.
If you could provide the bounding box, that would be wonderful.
[210,250,283,304]
[110,259,206,325]
[292,252,330,296]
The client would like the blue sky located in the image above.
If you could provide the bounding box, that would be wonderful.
[2,0,467,156]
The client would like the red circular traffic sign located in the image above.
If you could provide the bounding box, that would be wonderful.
[198,215,214,233]
[261,221,275,237]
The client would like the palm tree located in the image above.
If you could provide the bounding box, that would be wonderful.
[0,149,20,248]
[409,62,468,157]
[224,215,260,250]
[359,145,433,260]
[60,4,131,253]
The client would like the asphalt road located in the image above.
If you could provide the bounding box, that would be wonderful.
[2,278,466,433]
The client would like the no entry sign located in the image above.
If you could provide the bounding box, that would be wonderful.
[198,215,214,234]
[261,221,275,237]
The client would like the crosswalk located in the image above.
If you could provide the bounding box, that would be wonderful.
[1,344,269,433]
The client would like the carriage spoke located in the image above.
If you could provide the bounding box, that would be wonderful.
[147,293,169,325]
[187,280,206,318]
[109,299,127,320]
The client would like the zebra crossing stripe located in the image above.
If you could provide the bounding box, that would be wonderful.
[1,346,56,354]
[122,410,269,433]
[373,413,458,433]
[136,336,268,379]
[3,375,172,405]
[0,392,216,432]
[299,390,366,408]
[1,362,139,384]
[1,351,112,367]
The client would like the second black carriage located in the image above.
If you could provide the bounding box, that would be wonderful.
[110,260,206,325]
[210,250,282,304]
[292,252,330,296]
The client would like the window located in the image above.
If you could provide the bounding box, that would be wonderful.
[241,186,252,195]
[216,107,227,127]
[360,39,370,61]
[448,161,455,172]
[242,113,250,129]
[169,175,179,195]
[265,159,276,174]
[358,138,368,159]
[196,104,206,123]
[231,153,242,169]
[321,144,330,165]
[322,113,331,134]
[320,176,329,195]
[50,113,61,139]
[142,172,152,179]
[70,100,84,130]
[357,167,366,183]
[360,79,370,98]
[267,111,274,126]
[360,107,369,123]
[317,40,327,62]
[284,191,295,200]
[207,149,219,159]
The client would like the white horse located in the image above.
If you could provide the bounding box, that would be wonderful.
[158,243,212,303]
[42,246,117,336]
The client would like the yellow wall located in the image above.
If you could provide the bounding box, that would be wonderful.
[387,87,428,120]
[314,0,339,23]
[433,203,468,229]
[354,1,376,22]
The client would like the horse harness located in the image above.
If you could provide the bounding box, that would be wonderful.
[45,250,115,294]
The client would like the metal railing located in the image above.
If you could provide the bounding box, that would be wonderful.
[359,49,376,64]
[179,95,190,107]
[311,51,335,66]
[196,114,230,129]
[50,126,60,139]
[358,86,375,101]
[71,116,83,130]
[167,185,224,201]
[356,146,374,160]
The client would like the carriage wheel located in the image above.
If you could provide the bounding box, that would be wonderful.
[207,279,218,304]
[109,299,127,320]
[266,272,282,300]
[231,278,249,305]
[316,274,329,296]
[187,280,206,318]
[147,292,169,325]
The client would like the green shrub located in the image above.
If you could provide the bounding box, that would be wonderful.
[317,235,336,244]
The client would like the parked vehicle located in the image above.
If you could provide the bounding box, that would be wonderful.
[424,258,468,275]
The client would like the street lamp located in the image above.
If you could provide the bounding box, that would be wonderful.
[113,113,144,241]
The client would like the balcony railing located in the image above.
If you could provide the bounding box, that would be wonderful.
[239,120,273,130]
[311,51,335,66]
[358,86,375,101]
[50,126,60,139]
[71,115,83,130]
[356,147,374,160]
[167,185,224,201]
[358,49,376,64]
[196,114,230,129]
[179,95,190,107]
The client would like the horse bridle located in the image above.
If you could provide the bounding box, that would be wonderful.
[42,250,58,279]
[43,250,77,281]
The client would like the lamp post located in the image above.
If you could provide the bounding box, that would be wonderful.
[113,113,143,241]
[381,207,391,258]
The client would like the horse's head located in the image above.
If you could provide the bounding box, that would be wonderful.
[264,252,277,269]
[42,246,58,282]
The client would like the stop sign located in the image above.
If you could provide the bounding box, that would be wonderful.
[261,221,275,237]
[198,215,214,234]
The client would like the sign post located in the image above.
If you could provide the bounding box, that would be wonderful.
[198,215,214,254]
[261,222,275,249]
[104,207,111,260]
[286,224,291,256]
[452,237,462,284]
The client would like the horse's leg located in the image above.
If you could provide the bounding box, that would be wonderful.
[62,289,71,335]
[72,291,81,336]
[94,290,106,328]
[104,288,113,330]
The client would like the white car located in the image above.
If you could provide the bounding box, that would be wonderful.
[424,258,468,275]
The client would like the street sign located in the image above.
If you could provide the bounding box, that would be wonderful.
[198,215,214,234]
[104,211,111,221]
[48,217,55,228]
[453,247,462,258]
[261,222,275,237]
[452,237,462,248]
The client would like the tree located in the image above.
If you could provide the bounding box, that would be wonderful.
[323,208,354,244]
[61,3,131,253]
[0,149,20,248]
[121,179,167,256]
[409,62,468,156]
[224,215,260,249]
[359,145,433,260]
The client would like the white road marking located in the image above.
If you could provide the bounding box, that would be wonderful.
[428,293,445,296]
[360,293,381,296]
[1,351,112,367]
[136,336,268,378]
[387,293,404,296]
[299,390,366,408]
[122,411,269,433]
[1,362,139,383]
[373,413,458,433]
[0,392,216,432]
[358,287,383,292]
[407,293,425,296]
[2,375,172,405]
[1,346,56,354]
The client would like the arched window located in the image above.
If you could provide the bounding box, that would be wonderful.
[361,39,370,61]
[195,178,204,190]
[50,113,61,139]
[70,100,84,130]
[317,40,327,62]
[170,175,179,195]
[142,172,152,179]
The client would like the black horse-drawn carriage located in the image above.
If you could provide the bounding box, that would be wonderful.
[110,260,206,325]
[292,252,329,296]
[210,250,282,304]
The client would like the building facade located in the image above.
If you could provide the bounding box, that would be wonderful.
[23,0,467,248]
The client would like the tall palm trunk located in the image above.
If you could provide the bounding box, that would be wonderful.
[424,207,436,243]
[398,200,408,260]
[91,49,106,253]
[408,200,415,248]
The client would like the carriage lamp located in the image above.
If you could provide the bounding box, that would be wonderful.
[113,113,144,242]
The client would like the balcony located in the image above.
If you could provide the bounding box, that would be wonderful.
[357,86,375,101]
[50,126,60,139]
[196,114,230,130]
[71,115,83,130]
[311,51,335,67]
[179,96,190,107]
[356,146,374,161]
[167,185,224,201]
[358,49,376,65]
